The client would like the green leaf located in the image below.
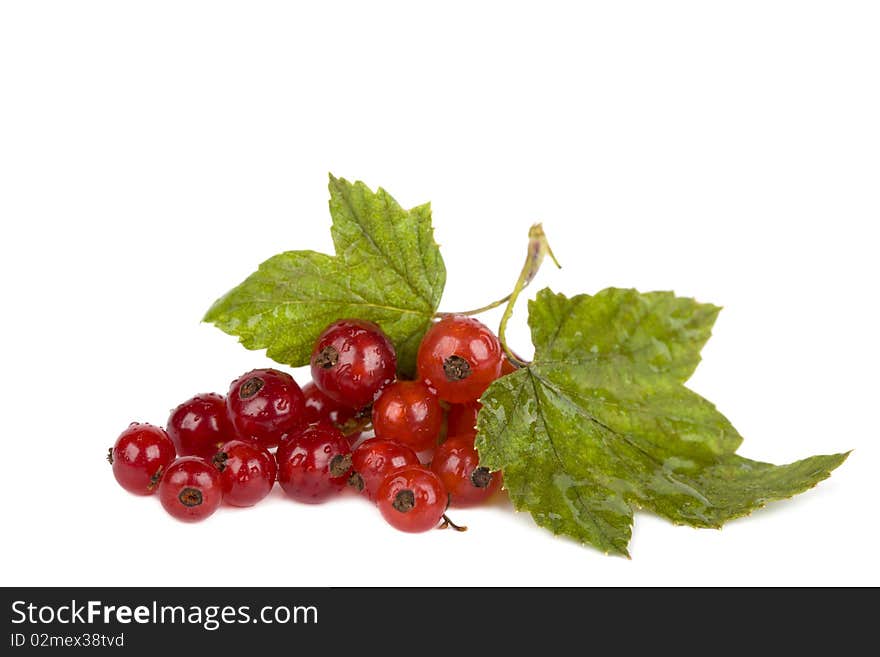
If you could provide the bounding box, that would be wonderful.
[204,175,446,374]
[476,288,848,556]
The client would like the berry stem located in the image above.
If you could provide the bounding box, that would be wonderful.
[436,294,513,318]
[497,224,560,367]
[438,513,468,532]
[435,224,559,321]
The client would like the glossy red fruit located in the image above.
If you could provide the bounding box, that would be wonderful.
[167,393,234,458]
[443,359,514,436]
[446,400,481,438]
[416,315,503,403]
[377,466,447,533]
[158,457,223,522]
[226,368,305,448]
[108,423,176,495]
[310,319,397,409]
[302,382,357,427]
[349,438,420,501]
[431,435,501,507]
[277,424,352,503]
[500,355,518,376]
[372,380,443,452]
[212,440,277,507]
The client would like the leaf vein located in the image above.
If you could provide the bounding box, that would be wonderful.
[337,186,430,305]
[527,371,626,551]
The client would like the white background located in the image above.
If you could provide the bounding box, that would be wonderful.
[1,1,878,586]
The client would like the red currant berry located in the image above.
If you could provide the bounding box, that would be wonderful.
[108,423,176,495]
[349,438,420,500]
[446,400,481,438]
[310,319,397,409]
[167,393,234,459]
[226,368,305,448]
[416,315,503,403]
[277,423,352,503]
[431,435,501,507]
[158,457,223,522]
[212,440,277,507]
[371,380,443,452]
[302,382,366,443]
[302,381,357,427]
[377,465,447,533]
[500,355,518,376]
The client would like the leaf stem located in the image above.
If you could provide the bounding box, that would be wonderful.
[436,224,560,322]
[436,294,513,318]
[497,224,560,367]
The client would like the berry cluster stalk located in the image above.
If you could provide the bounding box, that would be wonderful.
[497,224,559,367]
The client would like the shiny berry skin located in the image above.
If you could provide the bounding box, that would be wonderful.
[416,315,503,403]
[431,435,501,507]
[167,393,234,458]
[108,423,176,495]
[377,466,447,533]
[158,457,223,522]
[372,380,443,452]
[500,355,518,376]
[226,368,305,448]
[349,438,420,500]
[310,319,397,409]
[277,423,353,503]
[446,400,481,438]
[302,382,357,427]
[212,440,277,507]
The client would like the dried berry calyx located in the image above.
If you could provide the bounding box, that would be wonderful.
[470,467,492,489]
[314,346,338,369]
[392,489,415,513]
[178,487,203,507]
[442,355,471,381]
[238,377,264,399]
[329,454,353,479]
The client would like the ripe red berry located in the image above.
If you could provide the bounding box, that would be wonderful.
[377,465,447,533]
[416,315,503,403]
[443,361,514,436]
[310,319,397,409]
[108,423,176,495]
[302,381,357,427]
[212,440,277,507]
[349,438,420,500]
[371,380,443,452]
[167,393,234,459]
[226,368,305,448]
[158,457,223,522]
[500,355,518,376]
[431,435,501,507]
[446,400,481,438]
[277,423,353,503]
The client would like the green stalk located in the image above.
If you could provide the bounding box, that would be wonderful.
[497,224,560,367]
[436,294,513,318]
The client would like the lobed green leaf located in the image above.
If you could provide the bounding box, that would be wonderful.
[476,288,848,556]
[204,175,446,374]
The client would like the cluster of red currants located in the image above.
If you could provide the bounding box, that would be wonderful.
[109,316,511,532]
